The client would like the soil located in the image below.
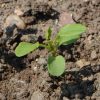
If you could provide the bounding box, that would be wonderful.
[0,0,100,100]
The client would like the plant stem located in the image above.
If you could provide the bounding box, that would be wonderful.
[39,43,49,49]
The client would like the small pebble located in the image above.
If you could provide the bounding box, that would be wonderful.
[63,97,69,100]
[82,77,88,81]
[76,59,90,68]
[14,6,24,16]
[82,75,94,81]
[76,60,84,68]
[21,35,29,41]
[59,11,74,27]
[33,66,38,72]
[70,67,80,71]
[4,14,26,30]
[0,93,6,100]
[31,62,38,72]
[88,75,94,81]
[31,91,44,100]
[83,0,89,2]
[91,50,97,60]
[0,64,4,73]
[37,58,47,65]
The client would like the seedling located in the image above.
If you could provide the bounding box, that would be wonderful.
[15,24,86,76]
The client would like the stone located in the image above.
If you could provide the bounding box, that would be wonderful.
[59,11,74,27]
[0,64,4,72]
[76,60,84,68]
[0,93,6,100]
[91,50,97,59]
[88,75,94,81]
[24,16,35,25]
[76,59,90,68]
[83,0,89,2]
[14,6,24,16]
[31,61,38,72]
[82,77,88,81]
[4,14,26,30]
[20,35,29,41]
[70,67,80,71]
[37,58,47,65]
[63,97,69,100]
[91,91,100,100]
[94,73,100,90]
[31,91,44,100]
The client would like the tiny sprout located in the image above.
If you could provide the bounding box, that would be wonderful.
[15,24,86,76]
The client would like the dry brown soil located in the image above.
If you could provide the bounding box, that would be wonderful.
[0,0,100,100]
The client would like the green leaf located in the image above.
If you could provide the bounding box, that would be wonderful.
[44,27,52,40]
[58,24,86,36]
[48,55,65,76]
[57,24,86,46]
[15,42,39,57]
[57,34,80,46]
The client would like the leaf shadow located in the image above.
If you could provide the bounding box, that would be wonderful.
[34,8,60,23]
[0,47,28,72]
[49,64,100,99]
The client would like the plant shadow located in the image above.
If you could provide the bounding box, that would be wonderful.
[0,24,39,71]
[34,8,59,23]
[18,28,37,35]
[0,46,28,72]
[49,64,100,99]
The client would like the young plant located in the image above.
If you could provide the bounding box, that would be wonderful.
[15,24,86,76]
